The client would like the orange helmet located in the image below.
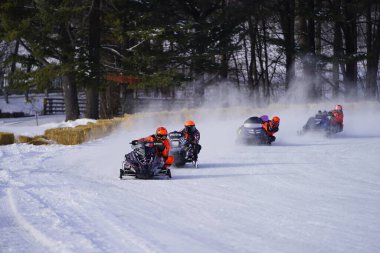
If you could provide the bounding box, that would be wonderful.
[272,116,280,123]
[184,120,195,126]
[184,120,196,133]
[156,127,168,139]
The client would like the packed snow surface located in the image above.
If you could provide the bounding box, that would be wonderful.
[1,102,380,253]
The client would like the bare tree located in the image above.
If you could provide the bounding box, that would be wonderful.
[86,0,101,119]
[279,0,296,91]
[365,2,380,99]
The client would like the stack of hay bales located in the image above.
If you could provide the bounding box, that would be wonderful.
[44,118,123,145]
[0,132,15,145]
[16,135,52,145]
[1,118,123,146]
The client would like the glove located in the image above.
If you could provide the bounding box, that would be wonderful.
[131,140,138,145]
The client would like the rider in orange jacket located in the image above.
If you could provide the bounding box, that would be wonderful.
[262,116,280,144]
[140,127,173,169]
[329,105,344,132]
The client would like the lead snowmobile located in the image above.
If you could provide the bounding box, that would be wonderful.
[298,110,342,136]
[236,117,271,145]
[168,131,199,168]
[120,140,171,179]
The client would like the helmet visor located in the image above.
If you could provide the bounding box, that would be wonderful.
[185,126,196,132]
[271,121,279,127]
[156,134,167,140]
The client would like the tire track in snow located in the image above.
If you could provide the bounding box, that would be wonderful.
[91,211,161,253]
[6,188,72,253]
[47,175,163,253]
[4,145,102,252]
[22,150,161,253]
[0,191,50,253]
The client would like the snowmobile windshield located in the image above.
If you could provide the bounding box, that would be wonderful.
[169,131,183,140]
[243,122,262,128]
[131,142,144,150]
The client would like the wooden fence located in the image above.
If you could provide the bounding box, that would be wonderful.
[43,97,197,115]
[43,98,86,115]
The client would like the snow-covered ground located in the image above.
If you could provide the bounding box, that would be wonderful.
[0,94,95,136]
[0,94,47,115]
[1,101,380,253]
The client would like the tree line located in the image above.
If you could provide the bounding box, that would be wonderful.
[1,0,379,120]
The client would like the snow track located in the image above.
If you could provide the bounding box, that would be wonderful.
[5,188,72,253]
[1,107,380,253]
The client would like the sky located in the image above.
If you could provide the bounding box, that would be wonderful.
[1,95,380,253]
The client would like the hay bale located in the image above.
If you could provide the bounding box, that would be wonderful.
[96,118,122,132]
[90,119,121,139]
[29,137,51,145]
[16,135,33,144]
[43,118,123,145]
[16,135,52,145]
[45,127,91,145]
[75,125,94,141]
[0,132,15,145]
[90,124,108,139]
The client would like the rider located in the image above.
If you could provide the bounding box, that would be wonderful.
[180,120,201,160]
[260,115,269,122]
[329,104,344,132]
[262,116,280,144]
[138,127,173,169]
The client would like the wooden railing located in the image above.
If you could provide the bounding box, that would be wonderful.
[43,97,196,115]
[43,98,86,115]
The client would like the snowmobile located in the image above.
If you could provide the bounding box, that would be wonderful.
[168,131,199,168]
[120,140,171,179]
[236,117,271,145]
[298,110,342,136]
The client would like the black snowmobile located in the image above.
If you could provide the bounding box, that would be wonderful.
[120,140,171,179]
[168,131,199,168]
[236,117,271,145]
[298,110,342,136]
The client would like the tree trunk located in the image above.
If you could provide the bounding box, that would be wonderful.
[342,0,358,99]
[86,0,101,119]
[262,18,270,100]
[86,87,99,119]
[99,82,120,118]
[6,40,20,104]
[247,17,258,97]
[242,34,249,86]
[24,63,32,102]
[4,87,9,104]
[297,0,317,100]
[120,87,135,114]
[59,17,80,121]
[256,21,265,103]
[306,0,317,100]
[99,89,109,119]
[220,52,229,79]
[279,0,295,91]
[365,4,380,99]
[315,0,322,98]
[62,74,79,121]
[333,22,343,98]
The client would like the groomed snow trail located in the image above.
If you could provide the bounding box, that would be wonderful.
[1,106,380,253]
